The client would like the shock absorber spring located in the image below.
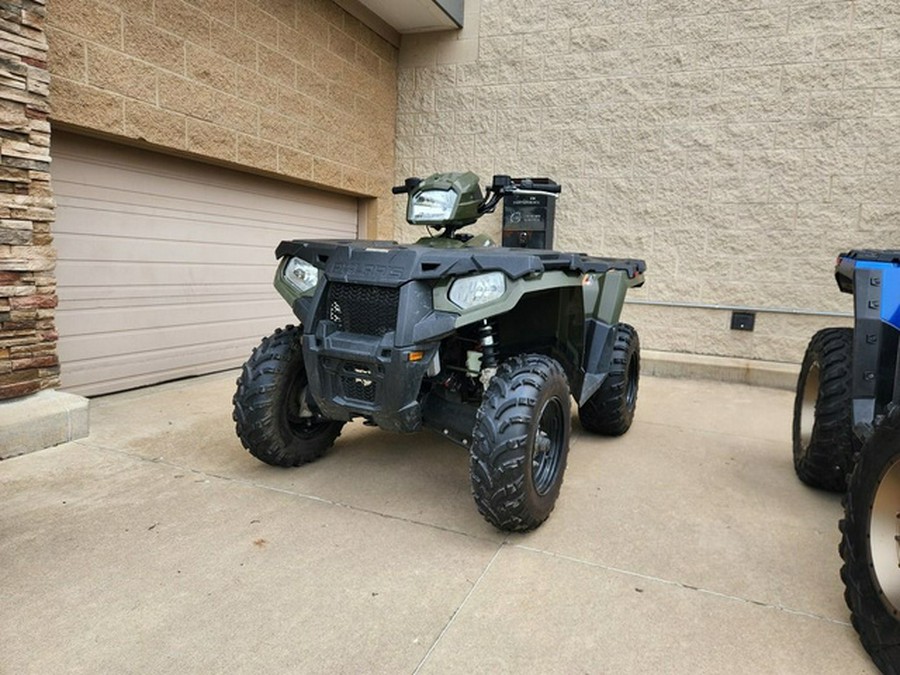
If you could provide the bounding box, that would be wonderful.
[479,319,499,369]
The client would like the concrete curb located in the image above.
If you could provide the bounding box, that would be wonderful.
[643,350,799,391]
[0,390,90,459]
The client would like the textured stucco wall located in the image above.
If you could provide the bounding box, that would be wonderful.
[46,0,399,236]
[396,0,900,363]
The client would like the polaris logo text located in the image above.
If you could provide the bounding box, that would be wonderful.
[331,262,404,280]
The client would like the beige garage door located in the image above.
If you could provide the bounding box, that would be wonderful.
[53,132,359,396]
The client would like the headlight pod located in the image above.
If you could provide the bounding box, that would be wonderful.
[409,188,458,223]
[449,272,506,309]
[283,257,319,295]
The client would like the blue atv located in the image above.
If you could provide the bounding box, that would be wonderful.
[792,250,900,673]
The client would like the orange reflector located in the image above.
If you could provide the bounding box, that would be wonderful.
[408,351,424,362]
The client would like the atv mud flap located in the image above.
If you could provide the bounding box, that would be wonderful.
[579,319,617,404]
[302,329,436,433]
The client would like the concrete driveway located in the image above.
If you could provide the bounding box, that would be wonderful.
[1,372,876,673]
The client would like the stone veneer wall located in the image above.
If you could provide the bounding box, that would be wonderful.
[46,0,398,235]
[396,0,900,363]
[0,0,59,400]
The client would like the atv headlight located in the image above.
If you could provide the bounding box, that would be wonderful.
[449,272,506,309]
[283,257,319,295]
[409,189,458,223]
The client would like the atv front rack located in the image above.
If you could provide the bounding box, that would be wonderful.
[275,239,646,286]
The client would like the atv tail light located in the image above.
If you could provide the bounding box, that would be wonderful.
[408,351,424,362]
[449,272,506,309]
[283,257,319,295]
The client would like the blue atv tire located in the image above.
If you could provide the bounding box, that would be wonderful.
[840,405,900,674]
[793,327,855,491]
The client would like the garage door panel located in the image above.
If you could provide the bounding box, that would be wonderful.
[59,313,277,361]
[56,232,279,267]
[56,298,288,338]
[57,260,273,289]
[55,176,355,231]
[59,284,275,306]
[62,341,255,396]
[55,192,356,241]
[53,133,358,395]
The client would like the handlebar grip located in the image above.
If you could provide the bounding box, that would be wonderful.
[393,177,423,194]
[513,178,561,194]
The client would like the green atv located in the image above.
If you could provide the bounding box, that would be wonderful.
[233,172,646,532]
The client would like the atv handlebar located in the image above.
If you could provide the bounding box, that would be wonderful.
[392,177,423,194]
[478,175,561,214]
[505,177,561,194]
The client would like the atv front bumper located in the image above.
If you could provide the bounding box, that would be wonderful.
[302,328,438,433]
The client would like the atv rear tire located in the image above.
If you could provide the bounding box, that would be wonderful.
[233,325,344,467]
[470,354,571,532]
[840,405,900,674]
[792,327,854,491]
[578,323,639,436]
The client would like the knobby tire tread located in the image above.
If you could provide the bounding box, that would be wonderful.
[579,323,639,436]
[470,354,571,532]
[233,325,342,467]
[793,327,854,491]
[839,404,900,674]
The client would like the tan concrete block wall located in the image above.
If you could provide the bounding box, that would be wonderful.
[395,0,900,363]
[46,0,399,237]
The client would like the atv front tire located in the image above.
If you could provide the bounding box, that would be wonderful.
[470,354,571,532]
[840,405,900,674]
[792,327,854,491]
[233,325,344,467]
[579,323,639,436]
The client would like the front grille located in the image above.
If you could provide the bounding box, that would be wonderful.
[342,376,376,402]
[324,283,399,336]
[340,362,377,402]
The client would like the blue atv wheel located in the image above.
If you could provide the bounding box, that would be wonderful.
[840,405,900,673]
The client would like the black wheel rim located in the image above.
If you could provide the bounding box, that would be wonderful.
[283,372,331,438]
[798,360,819,454]
[869,454,900,616]
[625,353,638,410]
[532,396,564,496]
